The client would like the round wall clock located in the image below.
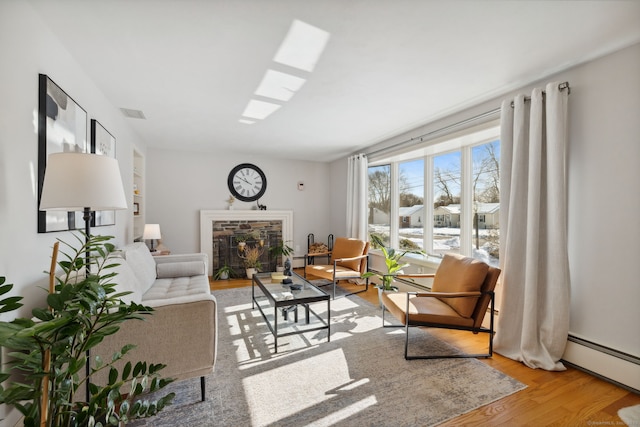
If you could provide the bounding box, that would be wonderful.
[227,163,267,202]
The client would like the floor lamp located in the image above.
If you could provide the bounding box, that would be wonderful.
[38,152,128,404]
[39,152,128,269]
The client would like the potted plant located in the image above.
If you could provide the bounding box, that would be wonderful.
[243,246,262,279]
[0,233,174,426]
[235,233,248,252]
[268,240,294,272]
[213,263,235,280]
[362,234,426,306]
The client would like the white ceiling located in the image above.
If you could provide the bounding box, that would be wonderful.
[27,0,640,162]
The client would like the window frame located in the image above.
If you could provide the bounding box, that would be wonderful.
[367,120,500,262]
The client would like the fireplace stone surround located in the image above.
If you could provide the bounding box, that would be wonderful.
[200,210,293,277]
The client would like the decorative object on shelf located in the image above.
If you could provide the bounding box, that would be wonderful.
[90,119,116,227]
[227,194,235,210]
[0,234,175,426]
[143,223,162,251]
[39,152,128,272]
[37,74,88,233]
[133,202,140,215]
[227,163,267,202]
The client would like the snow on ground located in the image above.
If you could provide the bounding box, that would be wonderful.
[369,225,499,266]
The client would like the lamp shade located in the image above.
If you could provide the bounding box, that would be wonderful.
[143,224,161,240]
[39,153,128,211]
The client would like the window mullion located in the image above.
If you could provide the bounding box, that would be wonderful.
[460,146,473,256]
[424,155,434,254]
[390,162,400,249]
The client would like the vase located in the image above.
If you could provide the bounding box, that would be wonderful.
[245,268,256,279]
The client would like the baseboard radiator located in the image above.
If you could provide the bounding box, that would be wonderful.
[562,335,640,393]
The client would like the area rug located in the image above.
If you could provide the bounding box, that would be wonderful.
[619,404,640,426]
[129,287,526,426]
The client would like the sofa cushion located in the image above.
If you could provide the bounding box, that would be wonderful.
[431,253,489,318]
[141,275,211,307]
[121,242,157,294]
[156,261,205,278]
[105,256,144,304]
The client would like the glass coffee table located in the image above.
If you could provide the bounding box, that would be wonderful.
[252,271,330,353]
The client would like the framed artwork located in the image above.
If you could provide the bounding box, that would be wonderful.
[133,203,140,215]
[90,119,116,226]
[37,74,88,233]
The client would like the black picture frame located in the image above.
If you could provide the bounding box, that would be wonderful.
[90,119,116,227]
[133,203,140,215]
[37,74,88,233]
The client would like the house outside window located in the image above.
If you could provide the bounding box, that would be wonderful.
[367,122,500,266]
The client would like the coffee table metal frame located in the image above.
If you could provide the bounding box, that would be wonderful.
[252,271,330,353]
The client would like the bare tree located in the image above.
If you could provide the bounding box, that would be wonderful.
[473,142,500,203]
[434,167,459,207]
[368,168,391,215]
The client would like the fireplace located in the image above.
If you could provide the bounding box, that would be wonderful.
[200,210,293,276]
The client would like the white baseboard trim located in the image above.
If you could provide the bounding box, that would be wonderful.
[562,336,640,393]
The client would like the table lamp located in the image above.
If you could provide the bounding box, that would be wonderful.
[143,223,162,251]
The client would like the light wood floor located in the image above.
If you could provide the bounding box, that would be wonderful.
[211,272,640,426]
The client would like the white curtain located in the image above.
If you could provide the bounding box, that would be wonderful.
[495,82,570,371]
[346,153,368,240]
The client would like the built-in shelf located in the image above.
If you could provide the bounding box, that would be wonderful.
[132,148,145,242]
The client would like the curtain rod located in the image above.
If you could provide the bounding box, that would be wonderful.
[367,81,571,159]
[366,107,501,158]
[510,81,570,107]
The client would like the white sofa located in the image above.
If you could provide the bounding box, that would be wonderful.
[92,242,217,400]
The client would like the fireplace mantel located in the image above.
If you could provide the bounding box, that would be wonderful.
[200,210,293,276]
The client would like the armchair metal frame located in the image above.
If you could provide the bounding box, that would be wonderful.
[379,257,500,360]
[304,237,369,299]
[382,289,495,360]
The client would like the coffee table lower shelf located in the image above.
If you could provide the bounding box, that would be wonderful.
[252,272,330,353]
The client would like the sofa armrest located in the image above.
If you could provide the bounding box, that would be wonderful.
[153,253,209,278]
[91,296,217,383]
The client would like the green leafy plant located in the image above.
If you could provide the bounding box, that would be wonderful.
[362,234,426,291]
[268,240,293,266]
[213,263,236,280]
[0,233,174,426]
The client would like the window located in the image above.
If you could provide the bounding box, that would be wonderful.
[367,123,500,266]
[368,164,391,247]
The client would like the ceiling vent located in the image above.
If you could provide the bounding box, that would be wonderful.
[120,108,146,119]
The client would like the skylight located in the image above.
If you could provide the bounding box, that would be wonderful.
[273,20,330,72]
[255,69,306,102]
[241,100,281,120]
[238,19,330,124]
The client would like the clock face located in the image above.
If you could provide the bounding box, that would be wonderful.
[227,163,267,202]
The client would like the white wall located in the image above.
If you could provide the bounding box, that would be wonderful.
[350,44,640,375]
[145,148,333,258]
[0,4,146,423]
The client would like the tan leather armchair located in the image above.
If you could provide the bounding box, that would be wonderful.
[381,253,500,359]
[304,237,369,299]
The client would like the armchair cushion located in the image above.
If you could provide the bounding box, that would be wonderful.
[431,254,489,318]
[331,237,367,271]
